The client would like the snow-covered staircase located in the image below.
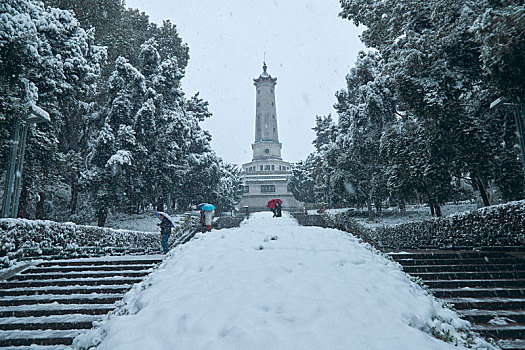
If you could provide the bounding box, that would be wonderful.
[0,256,163,347]
[388,250,525,350]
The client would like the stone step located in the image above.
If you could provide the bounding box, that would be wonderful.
[23,264,155,273]
[443,297,525,310]
[0,329,83,347]
[37,259,162,267]
[432,288,525,298]
[471,324,525,339]
[0,285,130,297]
[0,295,122,307]
[0,314,100,331]
[423,279,525,289]
[403,264,525,273]
[497,338,525,350]
[0,277,143,288]
[393,257,524,266]
[389,251,516,260]
[10,271,149,281]
[0,305,114,318]
[0,320,93,331]
[412,270,525,280]
[458,310,525,324]
[0,345,73,350]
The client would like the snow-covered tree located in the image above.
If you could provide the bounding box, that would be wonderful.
[0,0,104,219]
[472,2,525,101]
[339,0,524,211]
[289,156,318,204]
[44,0,190,78]
[330,51,396,215]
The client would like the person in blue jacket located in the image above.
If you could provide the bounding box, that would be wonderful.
[158,214,173,253]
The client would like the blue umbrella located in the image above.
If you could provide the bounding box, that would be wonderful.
[200,203,215,211]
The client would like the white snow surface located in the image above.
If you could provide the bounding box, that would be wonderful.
[78,212,495,350]
[95,212,184,233]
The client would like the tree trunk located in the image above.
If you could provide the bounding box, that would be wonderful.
[17,184,29,218]
[35,192,45,219]
[429,198,435,216]
[398,200,406,213]
[70,176,78,214]
[434,203,442,217]
[97,207,107,227]
[366,196,373,219]
[476,177,490,207]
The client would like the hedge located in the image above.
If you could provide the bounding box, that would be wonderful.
[295,200,525,249]
[0,218,162,266]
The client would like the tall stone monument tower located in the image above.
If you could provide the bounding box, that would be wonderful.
[252,62,281,160]
[237,62,303,211]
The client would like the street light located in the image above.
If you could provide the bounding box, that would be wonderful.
[490,97,525,175]
[1,102,50,218]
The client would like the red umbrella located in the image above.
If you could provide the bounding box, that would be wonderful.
[267,198,283,209]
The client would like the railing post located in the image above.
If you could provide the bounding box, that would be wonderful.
[1,119,21,218]
[12,121,29,217]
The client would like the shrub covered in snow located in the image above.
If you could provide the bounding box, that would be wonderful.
[299,200,525,249]
[0,218,160,267]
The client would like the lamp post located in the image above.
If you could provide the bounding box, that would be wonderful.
[1,102,50,218]
[490,97,525,175]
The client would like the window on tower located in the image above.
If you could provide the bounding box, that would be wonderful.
[258,90,260,94]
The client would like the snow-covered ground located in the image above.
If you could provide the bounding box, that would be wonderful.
[96,212,185,233]
[75,212,495,350]
[352,203,478,230]
[306,203,478,230]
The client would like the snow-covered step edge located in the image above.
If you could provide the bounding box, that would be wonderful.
[0,303,116,312]
[15,269,153,278]
[0,276,145,283]
[37,255,164,263]
[443,297,525,303]
[0,329,83,340]
[27,264,157,271]
[412,271,525,276]
[459,310,525,317]
[471,325,525,331]
[433,287,525,292]
[497,338,525,349]
[0,314,101,325]
[0,345,71,350]
[0,284,131,293]
[0,293,123,301]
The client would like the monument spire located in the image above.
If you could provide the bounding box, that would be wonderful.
[252,61,281,160]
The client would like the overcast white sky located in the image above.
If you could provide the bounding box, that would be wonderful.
[126,0,365,165]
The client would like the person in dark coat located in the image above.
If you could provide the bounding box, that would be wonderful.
[274,201,282,217]
[158,214,173,254]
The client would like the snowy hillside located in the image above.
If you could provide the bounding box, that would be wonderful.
[75,212,495,350]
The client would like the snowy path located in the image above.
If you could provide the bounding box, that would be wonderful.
[81,212,495,350]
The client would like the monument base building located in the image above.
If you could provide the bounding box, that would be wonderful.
[237,62,303,212]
